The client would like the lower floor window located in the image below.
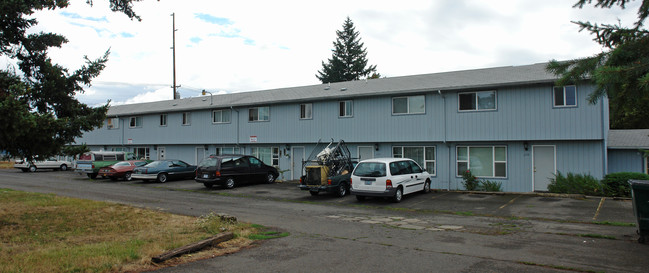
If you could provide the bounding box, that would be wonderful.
[457,146,506,177]
[215,147,241,155]
[134,147,150,160]
[251,147,279,167]
[392,146,435,175]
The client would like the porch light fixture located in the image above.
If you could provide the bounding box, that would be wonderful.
[374,143,379,151]
[524,142,529,151]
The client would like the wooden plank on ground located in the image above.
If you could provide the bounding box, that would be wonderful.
[152,232,235,263]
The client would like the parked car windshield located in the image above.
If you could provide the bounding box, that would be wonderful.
[145,161,167,168]
[198,157,218,168]
[353,162,387,177]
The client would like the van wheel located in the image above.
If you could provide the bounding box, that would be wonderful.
[28,165,37,172]
[423,180,431,193]
[356,195,366,201]
[309,191,319,196]
[335,183,348,197]
[224,177,235,189]
[266,173,276,183]
[60,164,68,171]
[157,173,168,183]
[203,183,213,189]
[392,187,403,203]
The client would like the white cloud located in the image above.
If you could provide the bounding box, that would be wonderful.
[5,0,643,106]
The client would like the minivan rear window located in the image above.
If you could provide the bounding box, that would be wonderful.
[199,157,218,167]
[353,162,387,177]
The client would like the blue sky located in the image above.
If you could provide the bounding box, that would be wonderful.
[11,0,642,106]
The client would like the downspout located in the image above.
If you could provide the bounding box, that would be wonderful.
[438,90,451,190]
[231,106,240,146]
[601,94,608,176]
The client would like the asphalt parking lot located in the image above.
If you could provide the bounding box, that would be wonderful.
[117,176,636,225]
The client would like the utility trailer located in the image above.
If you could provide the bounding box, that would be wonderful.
[298,139,355,197]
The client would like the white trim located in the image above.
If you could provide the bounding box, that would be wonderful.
[157,147,166,160]
[531,145,557,191]
[195,146,206,165]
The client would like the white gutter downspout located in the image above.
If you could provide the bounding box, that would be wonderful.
[438,90,451,191]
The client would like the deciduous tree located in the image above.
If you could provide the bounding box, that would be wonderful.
[0,0,144,159]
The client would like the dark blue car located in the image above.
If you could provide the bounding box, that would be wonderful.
[131,159,196,183]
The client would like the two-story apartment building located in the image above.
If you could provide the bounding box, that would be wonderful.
[75,62,610,192]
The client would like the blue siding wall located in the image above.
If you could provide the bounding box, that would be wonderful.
[608,149,644,173]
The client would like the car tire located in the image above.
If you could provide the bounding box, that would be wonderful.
[392,187,403,203]
[157,173,168,183]
[28,165,36,172]
[335,183,348,197]
[224,177,235,189]
[423,180,431,193]
[60,164,68,171]
[356,195,366,201]
[266,173,276,183]
[203,183,213,189]
[124,172,132,181]
[309,191,319,196]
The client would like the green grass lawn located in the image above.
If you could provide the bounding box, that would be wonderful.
[0,188,272,272]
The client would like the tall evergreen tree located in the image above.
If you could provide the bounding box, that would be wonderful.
[0,0,143,160]
[547,0,649,129]
[316,17,378,83]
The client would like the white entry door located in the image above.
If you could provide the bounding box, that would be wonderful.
[157,147,166,160]
[533,145,556,191]
[358,146,374,161]
[195,147,205,165]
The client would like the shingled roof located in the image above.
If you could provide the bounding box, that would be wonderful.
[608,130,649,149]
[106,62,558,117]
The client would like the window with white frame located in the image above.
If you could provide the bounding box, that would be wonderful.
[392,146,436,175]
[251,147,279,166]
[129,116,142,128]
[339,100,353,117]
[215,147,241,155]
[106,117,119,129]
[133,147,150,160]
[249,106,270,122]
[300,103,312,119]
[182,112,191,125]
[553,85,577,107]
[456,146,507,177]
[393,95,425,114]
[160,114,167,127]
[459,91,497,111]
[212,109,231,123]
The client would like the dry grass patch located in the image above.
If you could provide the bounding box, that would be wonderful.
[0,161,13,169]
[0,189,271,273]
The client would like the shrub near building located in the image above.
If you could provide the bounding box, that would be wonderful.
[602,172,649,197]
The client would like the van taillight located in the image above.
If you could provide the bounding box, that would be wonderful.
[327,179,332,185]
[386,179,393,189]
[349,178,352,185]
[215,171,221,177]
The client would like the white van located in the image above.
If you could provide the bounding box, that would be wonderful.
[350,158,431,202]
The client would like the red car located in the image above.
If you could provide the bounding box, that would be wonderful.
[98,160,149,181]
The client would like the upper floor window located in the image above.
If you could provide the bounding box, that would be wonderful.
[339,100,353,117]
[249,106,270,122]
[129,116,142,128]
[159,114,167,127]
[300,103,312,119]
[459,91,496,111]
[182,112,191,125]
[106,117,119,129]
[212,109,231,123]
[393,95,425,115]
[553,85,577,107]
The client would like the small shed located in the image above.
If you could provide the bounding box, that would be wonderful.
[608,129,649,174]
